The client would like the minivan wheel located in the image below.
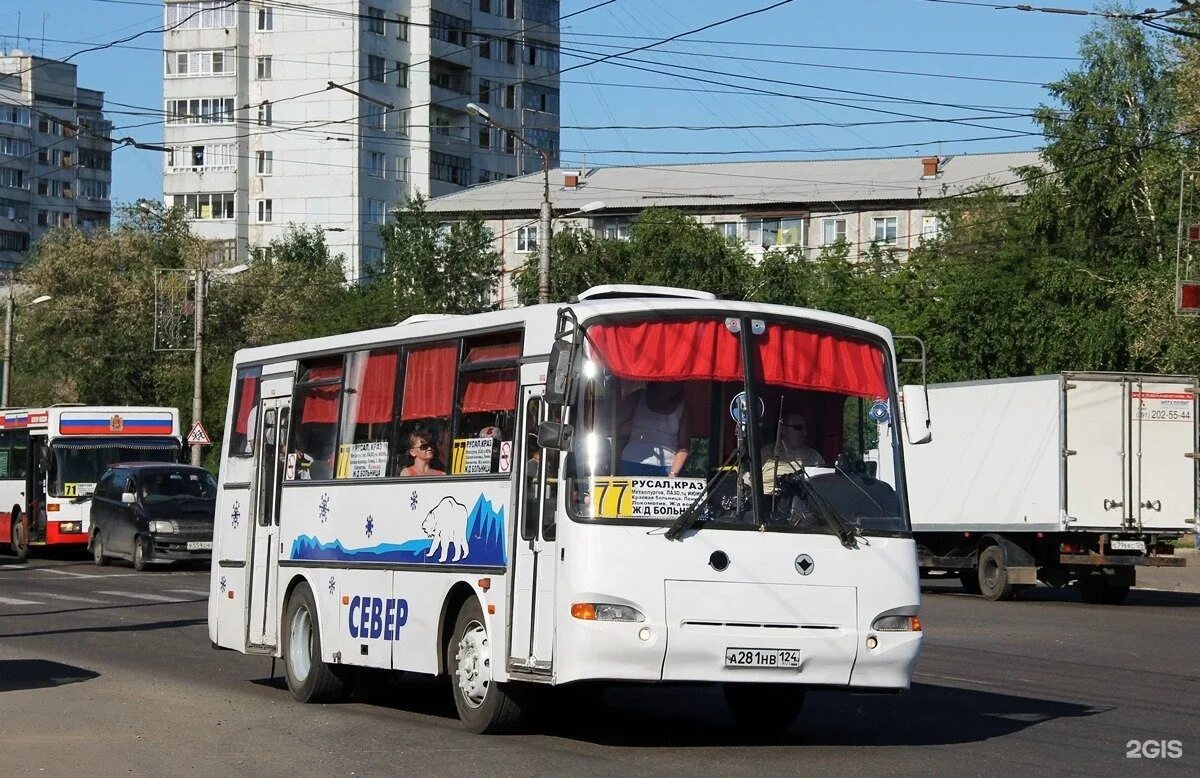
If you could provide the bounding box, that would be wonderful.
[92,533,109,566]
[132,537,148,572]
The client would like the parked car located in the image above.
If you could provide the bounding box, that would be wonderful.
[89,463,217,571]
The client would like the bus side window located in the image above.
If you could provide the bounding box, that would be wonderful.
[541,405,560,541]
[0,430,10,479]
[230,367,262,457]
[521,397,541,541]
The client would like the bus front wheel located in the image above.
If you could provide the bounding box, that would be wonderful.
[447,597,525,734]
[10,512,28,563]
[724,682,805,734]
[282,583,347,704]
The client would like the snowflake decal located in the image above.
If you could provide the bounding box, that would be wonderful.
[327,576,336,595]
[409,490,419,511]
[219,575,227,594]
[365,515,375,539]
[230,501,241,529]
[318,493,331,523]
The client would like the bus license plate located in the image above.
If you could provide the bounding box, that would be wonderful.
[724,648,800,668]
[1110,540,1145,552]
[186,541,213,551]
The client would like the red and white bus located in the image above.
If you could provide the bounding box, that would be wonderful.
[0,406,182,560]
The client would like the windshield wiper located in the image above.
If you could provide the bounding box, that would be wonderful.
[664,445,744,541]
[783,469,860,550]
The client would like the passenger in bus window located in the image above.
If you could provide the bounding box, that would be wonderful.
[617,381,691,477]
[398,431,445,477]
[760,410,825,493]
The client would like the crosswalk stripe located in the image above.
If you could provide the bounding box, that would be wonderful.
[94,591,184,603]
[40,592,109,605]
[0,595,42,605]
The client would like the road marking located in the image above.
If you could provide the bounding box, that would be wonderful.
[39,592,110,605]
[95,591,185,603]
[166,589,209,597]
[0,595,42,605]
[41,568,102,578]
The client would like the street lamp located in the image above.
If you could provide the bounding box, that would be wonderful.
[2,277,52,406]
[466,102,554,304]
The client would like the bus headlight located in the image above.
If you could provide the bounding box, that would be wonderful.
[570,602,645,622]
[870,614,922,632]
[148,520,175,533]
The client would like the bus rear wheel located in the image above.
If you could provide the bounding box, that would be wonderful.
[282,583,347,704]
[724,683,806,734]
[10,512,28,563]
[447,597,525,734]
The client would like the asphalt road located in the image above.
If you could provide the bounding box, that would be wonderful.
[0,554,1196,777]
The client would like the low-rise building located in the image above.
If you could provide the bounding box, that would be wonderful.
[426,151,1041,307]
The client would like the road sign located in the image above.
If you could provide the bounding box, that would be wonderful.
[186,421,212,446]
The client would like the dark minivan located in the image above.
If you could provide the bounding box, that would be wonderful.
[89,463,217,571]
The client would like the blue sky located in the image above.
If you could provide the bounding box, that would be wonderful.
[0,0,1113,206]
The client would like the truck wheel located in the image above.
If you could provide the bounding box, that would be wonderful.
[11,512,28,563]
[977,545,1015,601]
[447,597,525,734]
[958,570,981,595]
[724,683,806,734]
[282,583,348,703]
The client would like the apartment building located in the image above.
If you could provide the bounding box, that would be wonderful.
[425,151,1043,307]
[0,52,113,269]
[162,0,561,277]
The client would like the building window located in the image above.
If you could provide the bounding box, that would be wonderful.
[523,85,559,114]
[478,170,491,185]
[396,62,408,88]
[506,40,517,64]
[479,0,492,12]
[0,229,29,251]
[525,0,558,24]
[397,110,408,135]
[256,56,272,79]
[0,137,30,156]
[396,156,409,181]
[363,103,385,131]
[714,222,739,241]
[367,55,386,83]
[504,134,516,155]
[256,4,274,31]
[164,2,238,29]
[595,216,632,241]
[0,106,31,126]
[872,216,898,244]
[430,151,471,186]
[478,126,491,149]
[172,192,236,220]
[257,101,273,126]
[397,14,409,40]
[77,180,110,201]
[256,199,273,223]
[478,78,491,104]
[515,226,538,253]
[165,49,234,77]
[0,168,28,189]
[525,43,559,69]
[430,11,469,46]
[503,85,517,109]
[921,216,942,242]
[366,150,386,177]
[504,0,517,19]
[822,218,847,246]
[366,199,385,225]
[478,35,492,59]
[747,217,803,249]
[366,6,385,35]
[256,150,274,175]
[165,97,235,125]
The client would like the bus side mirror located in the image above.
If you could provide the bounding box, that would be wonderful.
[537,420,574,451]
[544,340,574,406]
[901,385,932,445]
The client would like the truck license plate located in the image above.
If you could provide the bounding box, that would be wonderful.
[1110,540,1146,552]
[186,541,213,551]
[724,648,800,668]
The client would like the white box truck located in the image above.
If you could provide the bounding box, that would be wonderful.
[883,372,1193,603]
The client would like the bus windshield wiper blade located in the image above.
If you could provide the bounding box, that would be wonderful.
[664,446,743,541]
[786,470,859,549]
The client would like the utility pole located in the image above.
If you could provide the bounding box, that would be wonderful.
[191,264,205,466]
[3,271,13,407]
[466,102,553,303]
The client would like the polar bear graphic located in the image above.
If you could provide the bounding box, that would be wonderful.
[421,496,470,562]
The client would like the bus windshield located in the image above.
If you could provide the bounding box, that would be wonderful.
[51,442,180,498]
[566,316,908,535]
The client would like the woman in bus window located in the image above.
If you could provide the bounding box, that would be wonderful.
[618,381,691,477]
[398,431,445,477]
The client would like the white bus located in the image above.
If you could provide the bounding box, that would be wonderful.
[1,405,182,560]
[208,286,931,733]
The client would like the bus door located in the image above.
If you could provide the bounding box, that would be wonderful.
[248,394,290,650]
[508,387,558,673]
[22,436,48,542]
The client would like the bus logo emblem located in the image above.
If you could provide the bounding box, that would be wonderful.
[795,554,815,576]
[109,414,124,432]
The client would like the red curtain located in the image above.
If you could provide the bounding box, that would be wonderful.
[401,343,458,420]
[299,365,343,424]
[465,342,520,363]
[462,368,518,413]
[355,350,398,423]
[587,320,886,399]
[234,375,258,434]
